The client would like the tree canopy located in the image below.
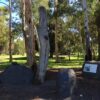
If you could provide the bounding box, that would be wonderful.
[0,0,100,60]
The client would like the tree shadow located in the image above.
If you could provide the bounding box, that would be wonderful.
[12,57,27,60]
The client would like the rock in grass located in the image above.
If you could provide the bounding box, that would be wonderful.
[0,62,34,85]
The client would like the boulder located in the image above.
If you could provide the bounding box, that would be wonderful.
[56,68,76,99]
[82,61,100,79]
[0,62,34,85]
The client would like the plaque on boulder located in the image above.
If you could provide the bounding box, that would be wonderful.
[82,61,100,79]
[0,62,34,85]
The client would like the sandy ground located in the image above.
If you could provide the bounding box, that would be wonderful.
[0,69,100,100]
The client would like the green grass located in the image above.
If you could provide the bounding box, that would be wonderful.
[48,55,84,68]
[0,55,27,70]
[0,54,84,70]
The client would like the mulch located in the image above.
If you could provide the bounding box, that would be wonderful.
[0,68,100,100]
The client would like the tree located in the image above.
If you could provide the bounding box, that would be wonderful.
[13,39,25,55]
[0,0,13,61]
[21,0,35,66]
[9,0,12,62]
[48,0,78,61]
[54,0,59,62]
[48,23,55,58]
[0,6,9,54]
[94,1,100,60]
[82,0,92,61]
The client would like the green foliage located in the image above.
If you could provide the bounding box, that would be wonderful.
[57,0,76,16]
[94,2,100,29]
[0,7,9,53]
[0,0,100,61]
[48,0,85,56]
[32,0,49,24]
[12,22,22,39]
[13,39,25,55]
[0,6,8,15]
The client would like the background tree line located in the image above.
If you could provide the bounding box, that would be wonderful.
[0,0,100,62]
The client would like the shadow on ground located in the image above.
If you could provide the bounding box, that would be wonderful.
[0,68,100,100]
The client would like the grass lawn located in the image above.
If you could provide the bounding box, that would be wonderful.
[0,54,84,70]
[0,55,26,70]
[48,55,84,68]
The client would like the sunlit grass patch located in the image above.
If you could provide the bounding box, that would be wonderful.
[0,55,27,70]
[48,60,83,68]
[48,55,84,68]
[0,54,84,70]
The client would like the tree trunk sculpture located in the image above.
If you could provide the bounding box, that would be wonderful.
[38,6,50,83]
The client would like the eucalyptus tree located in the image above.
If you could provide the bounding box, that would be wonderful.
[72,0,95,60]
[81,0,93,61]
[48,0,55,58]
[94,1,100,60]
[70,1,86,57]
[8,0,12,62]
[0,0,13,61]
[48,0,99,61]
[80,0,100,60]
[54,0,59,62]
[57,0,84,58]
[0,7,9,54]
[48,0,59,62]
[48,0,76,61]
[9,0,37,65]
[21,0,35,66]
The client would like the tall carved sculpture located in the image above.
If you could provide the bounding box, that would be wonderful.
[38,6,50,83]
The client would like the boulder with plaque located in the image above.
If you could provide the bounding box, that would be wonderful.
[82,61,100,79]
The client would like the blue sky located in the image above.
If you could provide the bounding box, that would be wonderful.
[0,0,76,6]
[0,0,20,22]
[0,0,76,22]
[69,0,76,3]
[0,0,8,7]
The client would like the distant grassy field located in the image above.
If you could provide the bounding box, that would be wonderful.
[48,55,84,68]
[0,54,84,70]
[0,55,27,70]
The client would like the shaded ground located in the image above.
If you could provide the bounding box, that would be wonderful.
[0,68,100,100]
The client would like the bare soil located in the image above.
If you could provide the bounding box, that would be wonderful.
[0,68,100,100]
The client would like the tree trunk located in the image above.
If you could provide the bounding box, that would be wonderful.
[21,0,35,66]
[9,0,12,62]
[38,6,50,83]
[54,0,59,62]
[82,0,92,61]
[98,29,100,60]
